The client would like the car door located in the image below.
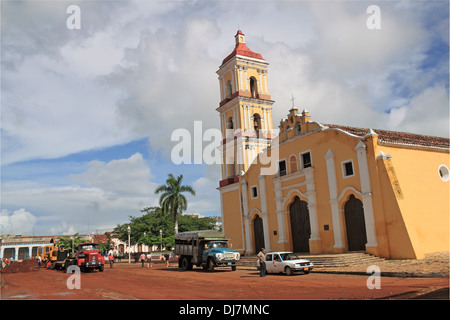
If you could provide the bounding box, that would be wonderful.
[265,254,274,273]
[273,254,283,273]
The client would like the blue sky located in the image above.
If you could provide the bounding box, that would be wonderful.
[1,0,448,236]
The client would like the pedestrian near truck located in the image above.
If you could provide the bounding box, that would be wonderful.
[109,253,115,268]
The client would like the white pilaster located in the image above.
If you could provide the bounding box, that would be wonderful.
[274,177,287,243]
[241,179,252,253]
[324,149,344,249]
[258,174,271,252]
[355,141,378,247]
[304,168,320,241]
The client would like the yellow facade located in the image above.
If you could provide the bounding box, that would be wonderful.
[217,31,449,259]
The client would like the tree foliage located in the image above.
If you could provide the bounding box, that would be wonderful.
[56,233,83,252]
[155,173,195,234]
[113,206,217,250]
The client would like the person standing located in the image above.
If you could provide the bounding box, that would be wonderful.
[109,253,115,268]
[146,252,151,268]
[140,252,146,267]
[164,252,170,267]
[257,248,266,277]
[37,255,42,271]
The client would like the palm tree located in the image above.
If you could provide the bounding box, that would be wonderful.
[155,173,196,235]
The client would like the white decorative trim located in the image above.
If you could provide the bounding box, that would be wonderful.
[324,149,344,249]
[258,175,271,252]
[355,141,378,248]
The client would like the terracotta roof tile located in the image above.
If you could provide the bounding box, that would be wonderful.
[222,42,264,65]
[325,124,449,149]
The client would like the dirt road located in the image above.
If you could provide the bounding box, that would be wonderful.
[1,262,448,301]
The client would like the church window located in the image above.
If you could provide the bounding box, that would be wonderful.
[439,165,449,182]
[289,155,298,173]
[295,123,301,135]
[251,186,258,198]
[249,77,258,98]
[278,160,287,176]
[301,151,312,169]
[342,160,354,177]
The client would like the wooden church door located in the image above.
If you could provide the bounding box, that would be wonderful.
[289,196,311,253]
[344,195,367,251]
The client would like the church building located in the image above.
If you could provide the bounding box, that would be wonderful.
[216,30,449,259]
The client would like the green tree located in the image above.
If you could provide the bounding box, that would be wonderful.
[113,207,217,251]
[155,173,195,235]
[56,233,83,252]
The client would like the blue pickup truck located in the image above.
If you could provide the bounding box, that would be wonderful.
[175,230,240,271]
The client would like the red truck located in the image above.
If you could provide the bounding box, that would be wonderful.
[65,242,105,272]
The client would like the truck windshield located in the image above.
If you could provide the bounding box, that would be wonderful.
[80,244,99,251]
[210,242,228,249]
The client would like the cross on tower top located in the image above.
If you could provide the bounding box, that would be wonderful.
[290,95,296,108]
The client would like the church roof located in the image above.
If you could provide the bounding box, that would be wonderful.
[326,124,450,149]
[221,30,264,65]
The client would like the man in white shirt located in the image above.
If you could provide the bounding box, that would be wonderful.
[257,248,266,277]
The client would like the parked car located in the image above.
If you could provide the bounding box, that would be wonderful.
[257,252,313,276]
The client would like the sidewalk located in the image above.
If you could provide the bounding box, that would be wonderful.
[314,252,449,278]
[238,252,449,278]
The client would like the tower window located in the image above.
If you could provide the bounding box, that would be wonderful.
[226,81,232,99]
[227,117,234,129]
[249,77,258,98]
[301,152,312,169]
[253,113,261,138]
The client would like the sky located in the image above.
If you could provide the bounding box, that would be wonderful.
[1,0,449,236]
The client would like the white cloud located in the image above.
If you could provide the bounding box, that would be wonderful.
[69,153,155,197]
[2,154,159,235]
[0,208,37,235]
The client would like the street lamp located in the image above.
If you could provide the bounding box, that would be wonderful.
[127,225,131,264]
[160,229,162,252]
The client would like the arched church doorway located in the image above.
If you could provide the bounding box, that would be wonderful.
[253,215,265,253]
[344,195,367,251]
[289,196,311,253]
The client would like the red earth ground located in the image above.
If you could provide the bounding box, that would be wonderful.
[1,261,448,300]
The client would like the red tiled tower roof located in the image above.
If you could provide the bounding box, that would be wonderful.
[221,30,264,65]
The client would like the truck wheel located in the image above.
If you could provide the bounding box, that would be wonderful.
[99,265,104,272]
[208,258,215,272]
[181,256,191,271]
[231,265,236,271]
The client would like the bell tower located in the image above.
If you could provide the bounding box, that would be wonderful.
[216,30,275,187]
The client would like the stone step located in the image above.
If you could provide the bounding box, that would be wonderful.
[237,252,385,268]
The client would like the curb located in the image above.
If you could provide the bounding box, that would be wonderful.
[237,266,449,278]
